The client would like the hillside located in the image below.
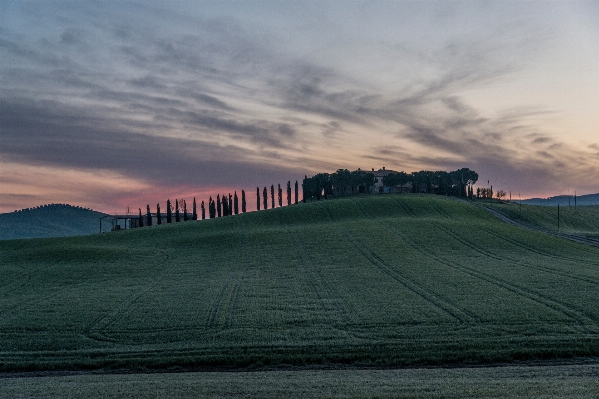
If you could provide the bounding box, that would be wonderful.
[522,192,599,206]
[485,202,599,240]
[1,195,598,372]
[0,204,108,240]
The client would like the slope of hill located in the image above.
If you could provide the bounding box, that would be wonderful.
[0,195,598,372]
[0,204,108,240]
[485,202,599,240]
[522,193,599,206]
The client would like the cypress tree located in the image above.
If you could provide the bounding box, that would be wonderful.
[157,203,162,225]
[229,193,233,214]
[234,192,239,215]
[242,190,246,213]
[287,181,291,206]
[217,195,222,217]
[222,195,229,216]
[166,199,172,223]
[256,187,260,211]
[302,176,307,203]
[175,199,180,222]
[263,187,268,210]
[138,208,144,227]
[183,199,188,221]
[278,184,283,207]
[271,185,275,208]
[295,180,298,204]
[201,200,205,220]
[146,205,152,226]
[192,197,197,220]
[209,196,215,219]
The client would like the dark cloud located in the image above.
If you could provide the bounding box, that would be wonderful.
[532,136,552,144]
[176,88,236,111]
[0,98,303,189]
[127,76,167,90]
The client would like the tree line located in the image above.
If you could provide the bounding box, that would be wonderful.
[131,167,483,228]
[136,181,300,227]
[301,168,479,201]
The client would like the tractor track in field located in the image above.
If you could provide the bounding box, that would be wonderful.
[425,201,599,280]
[279,208,354,327]
[431,222,599,287]
[474,224,599,266]
[476,203,599,250]
[201,222,252,332]
[0,248,107,327]
[223,217,252,330]
[339,200,481,325]
[82,249,172,343]
[383,198,599,333]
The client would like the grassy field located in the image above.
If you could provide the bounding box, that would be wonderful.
[2,363,598,398]
[1,194,599,372]
[484,201,599,238]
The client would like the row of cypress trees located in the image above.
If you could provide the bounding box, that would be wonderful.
[256,181,299,211]
[138,181,300,227]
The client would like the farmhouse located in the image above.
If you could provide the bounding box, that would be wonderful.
[371,167,413,194]
[100,214,143,233]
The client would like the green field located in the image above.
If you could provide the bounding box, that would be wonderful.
[2,363,598,399]
[1,195,599,372]
[485,201,599,239]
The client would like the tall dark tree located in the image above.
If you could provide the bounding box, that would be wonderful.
[263,187,268,210]
[138,208,144,227]
[278,184,282,207]
[302,176,307,203]
[234,192,239,215]
[256,187,261,211]
[156,203,162,225]
[217,195,222,217]
[192,197,197,220]
[242,190,246,213]
[146,205,152,226]
[295,180,299,204]
[271,185,275,208]
[229,193,233,215]
[175,199,180,222]
[222,194,229,216]
[382,173,401,191]
[166,199,172,223]
[201,200,205,220]
[183,200,188,221]
[287,181,291,206]
[209,196,216,218]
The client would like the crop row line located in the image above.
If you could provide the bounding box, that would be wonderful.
[327,200,481,325]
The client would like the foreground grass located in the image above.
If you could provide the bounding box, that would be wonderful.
[1,363,598,398]
[1,195,599,371]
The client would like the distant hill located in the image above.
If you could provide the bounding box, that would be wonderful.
[521,192,599,206]
[0,204,108,240]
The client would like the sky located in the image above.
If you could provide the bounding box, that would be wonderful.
[1,1,598,214]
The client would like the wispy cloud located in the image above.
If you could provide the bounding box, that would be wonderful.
[1,1,599,212]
